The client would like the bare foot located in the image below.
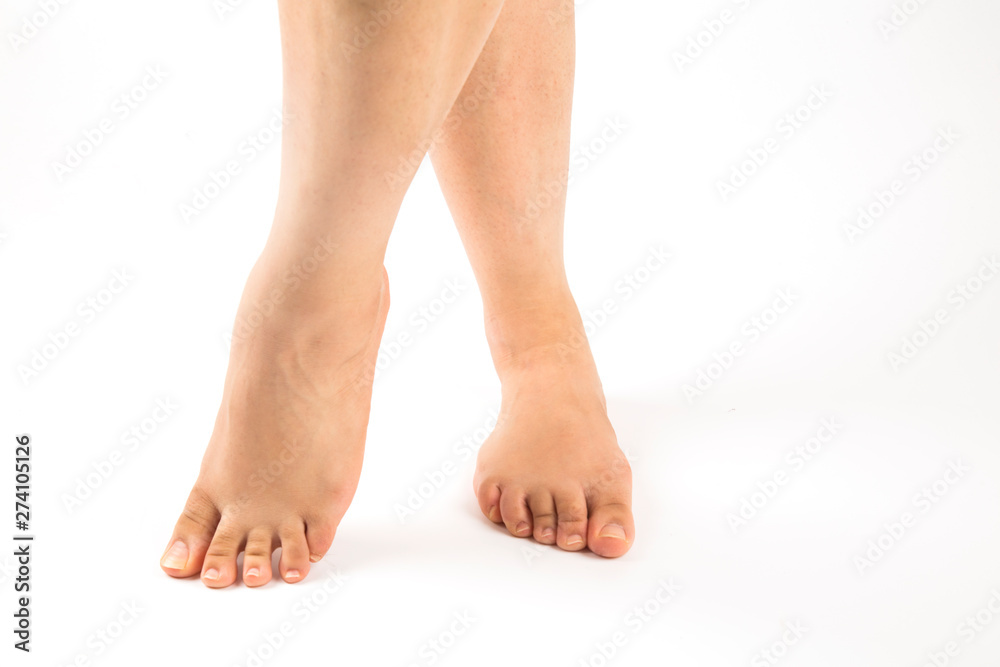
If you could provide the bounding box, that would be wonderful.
[160,245,388,588]
[473,297,634,558]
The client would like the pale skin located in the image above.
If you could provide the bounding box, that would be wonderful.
[160,0,634,589]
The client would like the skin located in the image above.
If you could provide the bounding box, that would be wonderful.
[160,0,633,590]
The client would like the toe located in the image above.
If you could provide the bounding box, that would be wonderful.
[161,489,220,578]
[587,501,634,558]
[303,517,337,564]
[241,527,275,588]
[200,519,242,589]
[554,489,589,551]
[476,482,504,525]
[528,492,557,545]
[499,489,532,538]
[279,518,311,583]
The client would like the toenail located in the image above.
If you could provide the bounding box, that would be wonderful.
[567,535,584,547]
[161,540,189,570]
[309,554,322,563]
[599,524,627,541]
[540,528,554,541]
[285,569,301,580]
[246,567,260,579]
[515,521,530,536]
[203,568,220,581]
[488,506,499,522]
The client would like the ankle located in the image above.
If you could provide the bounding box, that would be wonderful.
[484,286,600,385]
[232,255,387,358]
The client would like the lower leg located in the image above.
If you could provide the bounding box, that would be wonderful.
[430,0,634,557]
[161,0,505,588]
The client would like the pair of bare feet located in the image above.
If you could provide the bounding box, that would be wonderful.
[159,0,633,588]
[159,247,634,588]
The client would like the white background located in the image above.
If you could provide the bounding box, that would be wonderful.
[2,0,1000,665]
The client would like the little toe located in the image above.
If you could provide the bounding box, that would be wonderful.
[476,482,504,525]
[304,517,337,564]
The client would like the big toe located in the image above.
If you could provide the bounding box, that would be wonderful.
[587,501,634,558]
[160,490,219,578]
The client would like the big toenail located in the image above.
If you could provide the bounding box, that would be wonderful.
[286,569,301,580]
[488,506,499,522]
[246,567,260,578]
[204,568,220,581]
[515,521,530,536]
[567,535,584,547]
[599,524,627,541]
[161,540,188,570]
